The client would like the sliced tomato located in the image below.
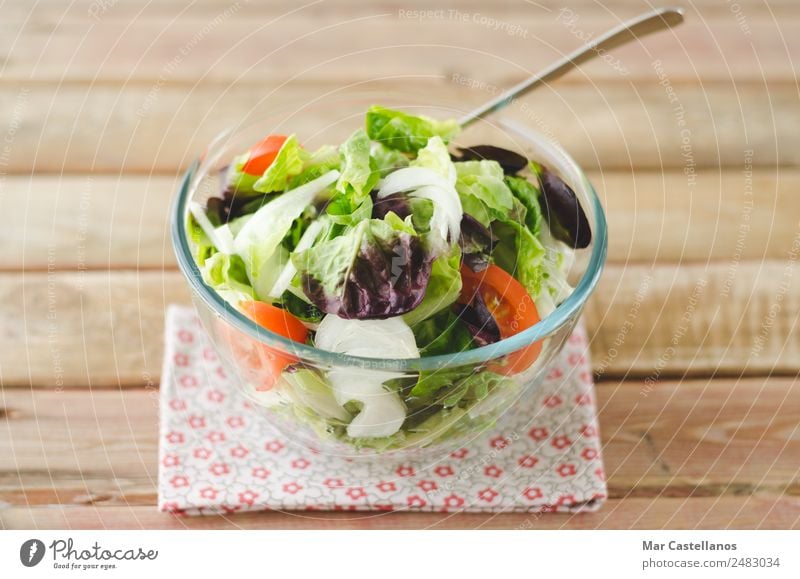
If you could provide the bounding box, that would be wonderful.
[241,135,288,176]
[459,264,541,375]
[219,300,308,391]
[240,300,308,343]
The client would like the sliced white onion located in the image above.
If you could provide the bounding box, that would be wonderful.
[412,184,462,249]
[214,223,236,252]
[377,167,452,197]
[267,219,325,299]
[377,167,462,250]
[189,202,235,254]
[315,315,419,438]
[327,369,408,438]
[315,315,419,359]
[234,169,339,256]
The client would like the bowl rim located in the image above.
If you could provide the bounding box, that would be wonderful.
[171,118,608,372]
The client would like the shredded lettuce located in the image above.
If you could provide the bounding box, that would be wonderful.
[455,160,515,223]
[223,153,260,196]
[281,368,350,422]
[252,134,305,193]
[186,104,589,452]
[402,245,462,327]
[366,105,460,153]
[187,213,217,266]
[325,193,373,227]
[371,141,410,173]
[412,309,474,356]
[288,145,341,188]
[199,251,255,304]
[505,175,543,236]
[336,129,379,199]
[535,222,576,317]
[411,135,457,185]
[492,220,546,299]
[409,369,511,410]
[233,170,339,300]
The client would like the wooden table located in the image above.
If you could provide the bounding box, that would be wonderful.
[2,0,798,530]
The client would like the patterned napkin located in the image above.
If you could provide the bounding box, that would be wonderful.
[158,306,606,515]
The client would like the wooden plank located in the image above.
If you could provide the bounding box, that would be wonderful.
[5,168,798,270]
[0,271,191,389]
[1,498,798,530]
[1,379,797,509]
[0,175,176,271]
[2,261,799,388]
[1,81,795,174]
[6,0,797,21]
[596,377,800,496]
[0,390,158,490]
[584,262,800,379]
[596,169,799,266]
[3,15,796,84]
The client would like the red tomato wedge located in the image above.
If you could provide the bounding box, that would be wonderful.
[240,300,308,343]
[241,135,288,176]
[218,300,308,391]
[459,265,542,375]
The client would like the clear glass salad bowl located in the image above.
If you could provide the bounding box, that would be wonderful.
[171,95,607,460]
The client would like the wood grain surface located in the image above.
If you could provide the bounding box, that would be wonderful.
[5,169,798,270]
[3,82,797,174]
[1,0,798,529]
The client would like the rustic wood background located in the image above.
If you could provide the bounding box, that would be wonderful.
[1,0,798,529]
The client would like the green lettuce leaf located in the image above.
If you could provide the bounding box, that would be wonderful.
[492,220,546,298]
[371,142,410,174]
[505,175,543,236]
[278,291,324,323]
[223,153,260,196]
[408,369,510,410]
[412,308,474,356]
[325,194,373,228]
[410,135,457,184]
[281,368,350,422]
[366,105,460,153]
[252,134,305,193]
[409,197,434,232]
[187,213,217,266]
[402,245,462,327]
[199,251,254,304]
[337,129,379,199]
[455,158,506,181]
[403,407,468,442]
[288,145,341,189]
[233,170,339,300]
[455,160,515,223]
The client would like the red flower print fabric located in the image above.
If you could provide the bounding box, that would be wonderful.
[158,307,606,515]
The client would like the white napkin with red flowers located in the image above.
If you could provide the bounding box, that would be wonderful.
[158,306,606,515]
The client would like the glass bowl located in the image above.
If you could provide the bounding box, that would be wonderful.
[170,95,607,460]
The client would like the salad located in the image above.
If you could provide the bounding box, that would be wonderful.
[188,105,592,450]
